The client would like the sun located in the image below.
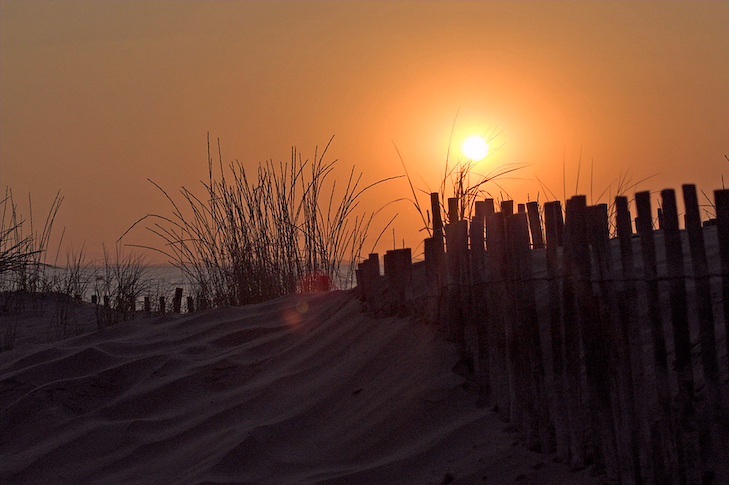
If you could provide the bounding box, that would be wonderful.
[462,135,489,161]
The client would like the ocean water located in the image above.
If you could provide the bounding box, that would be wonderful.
[41,262,357,312]
[43,265,193,309]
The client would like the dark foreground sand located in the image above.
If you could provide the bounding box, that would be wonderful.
[1,290,604,484]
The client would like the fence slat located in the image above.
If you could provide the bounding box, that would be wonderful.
[586,203,626,484]
[483,198,495,249]
[715,189,729,380]
[470,211,486,284]
[445,221,468,344]
[616,196,653,484]
[424,238,441,323]
[662,188,701,483]
[635,190,681,484]
[507,212,550,453]
[562,196,589,469]
[683,184,726,477]
[173,287,183,313]
[544,201,569,462]
[526,201,545,249]
[485,211,510,421]
[567,197,619,480]
[431,192,443,240]
[470,208,489,392]
[448,197,459,224]
[501,200,514,216]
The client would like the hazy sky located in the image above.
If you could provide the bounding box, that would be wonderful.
[2,1,728,262]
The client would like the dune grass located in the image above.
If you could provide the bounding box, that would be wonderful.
[131,135,393,308]
[91,245,150,327]
[0,188,63,294]
[0,188,64,350]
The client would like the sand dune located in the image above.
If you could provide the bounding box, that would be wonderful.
[1,290,601,484]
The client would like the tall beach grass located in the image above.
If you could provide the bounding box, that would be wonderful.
[131,135,393,308]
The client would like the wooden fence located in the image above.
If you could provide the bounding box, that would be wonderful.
[357,184,729,485]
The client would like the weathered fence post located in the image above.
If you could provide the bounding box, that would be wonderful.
[715,189,729,379]
[586,203,629,484]
[506,211,550,453]
[430,192,446,323]
[561,196,589,469]
[501,200,514,216]
[526,201,545,249]
[683,184,725,476]
[448,197,459,224]
[445,218,469,346]
[159,296,166,315]
[568,197,619,480]
[383,250,395,312]
[635,190,681,484]
[431,192,443,237]
[358,253,381,310]
[486,210,510,421]
[471,202,489,392]
[384,248,412,316]
[424,237,441,323]
[662,188,701,483]
[615,196,652,484]
[483,198,495,247]
[544,200,569,462]
[144,296,151,313]
[173,287,183,313]
[657,207,664,229]
[471,203,486,283]
[502,213,521,426]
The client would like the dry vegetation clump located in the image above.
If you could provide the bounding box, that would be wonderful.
[92,245,150,327]
[0,189,155,348]
[0,188,63,295]
[0,188,63,350]
[134,136,391,308]
[45,247,93,340]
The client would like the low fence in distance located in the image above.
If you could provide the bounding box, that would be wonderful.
[357,184,729,485]
[91,286,199,316]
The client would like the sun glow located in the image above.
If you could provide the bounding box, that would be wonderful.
[462,135,489,161]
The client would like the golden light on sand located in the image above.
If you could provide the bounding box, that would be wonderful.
[462,135,488,161]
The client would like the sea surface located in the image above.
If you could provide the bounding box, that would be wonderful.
[44,265,192,308]
[43,262,357,312]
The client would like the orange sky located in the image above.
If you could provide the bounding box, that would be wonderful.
[1,1,728,263]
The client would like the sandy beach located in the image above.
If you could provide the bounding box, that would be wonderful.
[1,290,604,484]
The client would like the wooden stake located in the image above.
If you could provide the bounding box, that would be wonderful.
[683,184,726,476]
[616,196,653,484]
[662,188,700,483]
[486,211,510,421]
[544,201,569,462]
[527,201,545,249]
[636,190,681,484]
[173,287,183,313]
[715,189,729,379]
[561,196,589,469]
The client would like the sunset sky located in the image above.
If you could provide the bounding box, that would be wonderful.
[2,1,728,263]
